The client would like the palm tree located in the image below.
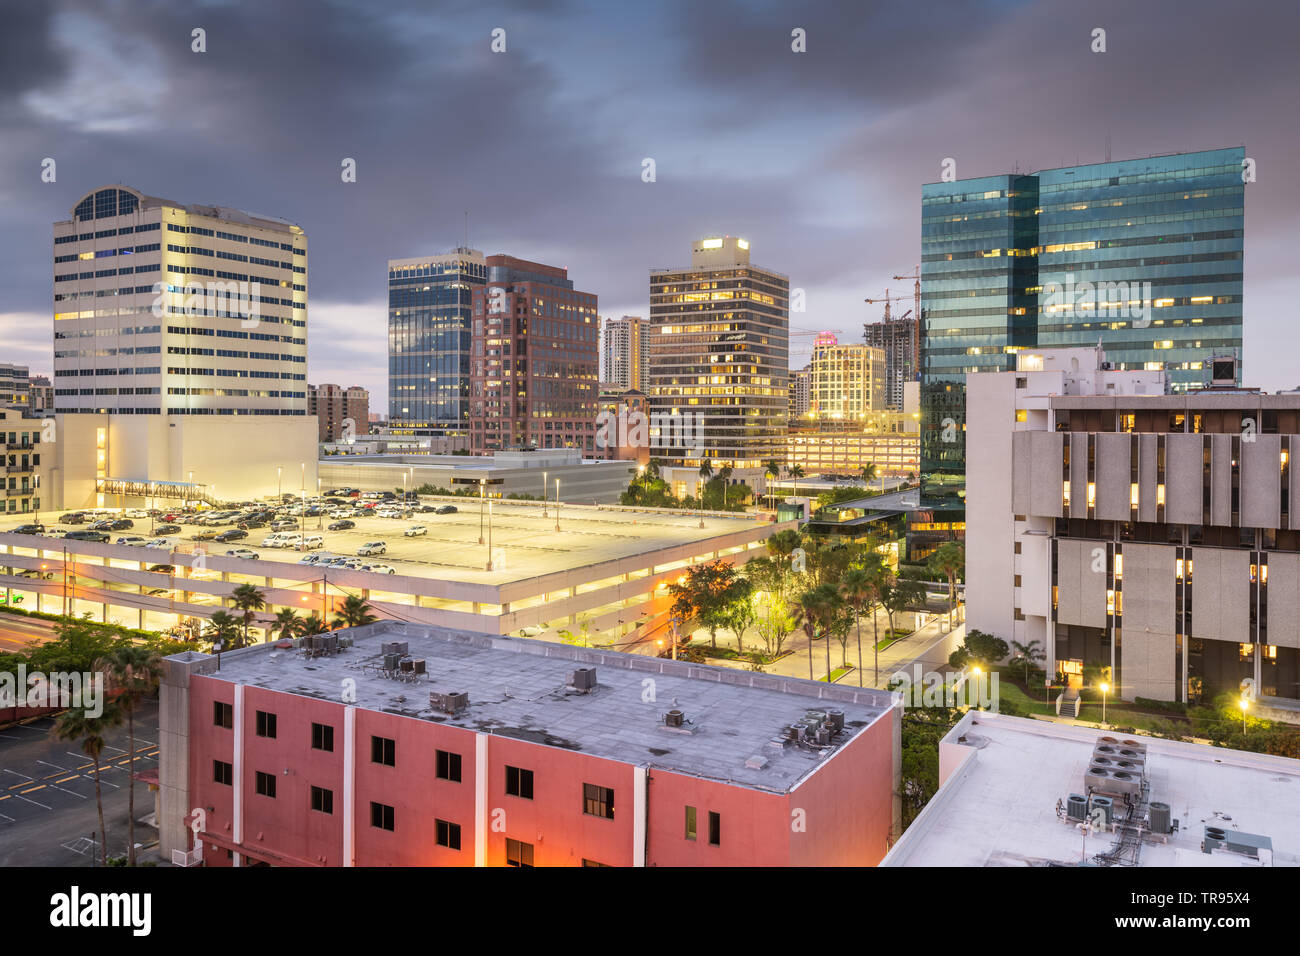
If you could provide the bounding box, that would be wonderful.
[786,464,805,481]
[764,459,782,510]
[204,609,241,653]
[859,462,877,489]
[106,646,162,866]
[332,594,377,630]
[717,465,734,509]
[865,563,889,684]
[272,607,301,642]
[926,541,964,628]
[299,613,330,636]
[795,583,839,682]
[839,567,872,687]
[229,584,266,645]
[55,695,123,866]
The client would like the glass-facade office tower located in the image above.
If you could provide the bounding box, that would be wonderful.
[648,237,789,469]
[918,148,1245,546]
[387,249,486,434]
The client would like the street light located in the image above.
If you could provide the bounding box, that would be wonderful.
[277,465,282,504]
[486,500,494,571]
[1099,681,1110,726]
[478,478,486,545]
[972,665,982,710]
[554,477,561,532]
[542,470,548,517]
[1239,695,1250,735]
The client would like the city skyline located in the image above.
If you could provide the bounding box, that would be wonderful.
[2,0,1296,411]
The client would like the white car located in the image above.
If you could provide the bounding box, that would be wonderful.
[357,541,386,556]
[359,564,396,575]
[403,526,427,537]
[375,508,402,519]
[329,509,354,518]
[115,535,148,546]
[126,509,150,519]
[226,548,260,560]
[144,538,174,549]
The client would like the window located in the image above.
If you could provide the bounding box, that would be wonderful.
[505,765,533,799]
[213,701,233,728]
[435,819,461,850]
[370,802,394,831]
[213,760,232,785]
[311,723,334,752]
[371,735,395,766]
[685,806,697,841]
[583,783,614,820]
[255,771,277,798]
[505,837,534,867]
[708,811,721,846]
[310,786,333,814]
[436,749,462,782]
[255,710,277,739]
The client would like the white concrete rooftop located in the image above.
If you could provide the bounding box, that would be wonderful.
[884,713,1300,867]
[196,621,896,793]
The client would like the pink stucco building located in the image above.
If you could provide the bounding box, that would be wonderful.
[159,623,900,867]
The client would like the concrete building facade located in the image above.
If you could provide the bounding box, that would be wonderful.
[600,315,647,391]
[967,347,1300,708]
[809,334,886,421]
[310,384,370,442]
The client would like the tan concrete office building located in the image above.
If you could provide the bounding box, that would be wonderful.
[809,335,886,421]
[967,347,1300,710]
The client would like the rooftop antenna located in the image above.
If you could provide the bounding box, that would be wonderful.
[464,210,469,250]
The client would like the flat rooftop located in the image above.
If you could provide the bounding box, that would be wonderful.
[0,501,767,588]
[198,621,895,792]
[885,714,1300,867]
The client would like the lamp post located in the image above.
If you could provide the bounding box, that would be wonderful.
[277,465,282,504]
[478,478,486,545]
[188,470,194,509]
[1099,681,1110,726]
[972,665,982,710]
[542,470,548,517]
[554,478,561,533]
[486,500,494,571]
[1239,695,1250,735]
[317,478,322,529]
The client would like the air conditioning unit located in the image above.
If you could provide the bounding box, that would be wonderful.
[381,641,409,657]
[430,691,469,715]
[411,659,426,675]
[1066,794,1089,822]
[665,709,684,728]
[382,653,401,671]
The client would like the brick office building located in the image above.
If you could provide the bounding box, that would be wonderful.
[160,622,899,867]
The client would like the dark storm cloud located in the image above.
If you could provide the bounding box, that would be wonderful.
[0,0,1295,404]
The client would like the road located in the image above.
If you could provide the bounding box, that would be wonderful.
[0,613,58,655]
[0,700,160,866]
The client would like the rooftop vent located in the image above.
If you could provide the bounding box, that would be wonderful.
[570,667,597,693]
[665,709,684,728]
[381,641,409,657]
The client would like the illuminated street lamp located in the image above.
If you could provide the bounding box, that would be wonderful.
[478,478,486,545]
[971,665,982,710]
[1239,695,1250,735]
[542,470,548,517]
[486,500,494,571]
[1099,681,1110,726]
[554,478,561,532]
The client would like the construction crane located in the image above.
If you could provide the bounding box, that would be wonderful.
[866,269,923,383]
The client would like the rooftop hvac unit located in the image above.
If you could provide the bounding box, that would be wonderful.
[1094,744,1118,757]
[827,709,845,732]
[1149,802,1172,835]
[430,691,469,715]
[785,724,802,741]
[1066,794,1089,822]
[571,667,597,692]
[1203,826,1228,853]
[1085,767,1141,798]
[1119,738,1147,754]
[336,633,354,648]
[411,659,426,675]
[399,657,414,673]
[1097,736,1120,746]
[815,727,832,746]
[1090,796,1114,824]
[383,653,401,671]
[665,709,684,728]
[1222,831,1272,858]
[325,634,339,654]
[1090,756,1114,770]
[381,641,409,657]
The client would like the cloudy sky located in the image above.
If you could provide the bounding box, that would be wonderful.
[1,0,1295,409]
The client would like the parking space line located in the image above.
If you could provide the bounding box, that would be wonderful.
[11,793,51,809]
[49,785,87,800]
[55,775,80,784]
[37,759,68,773]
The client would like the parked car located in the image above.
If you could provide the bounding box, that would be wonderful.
[295,535,325,551]
[144,539,174,549]
[147,564,176,574]
[271,519,297,531]
[215,529,248,542]
[226,548,260,560]
[357,541,387,556]
[518,624,546,637]
[115,536,149,546]
[237,519,267,530]
[375,508,402,519]
[64,530,109,542]
[328,519,355,531]
[59,513,87,524]
[404,525,427,537]
[126,509,150,519]
[436,505,458,515]
[110,519,134,530]
[17,568,55,580]
[153,524,181,536]
[12,523,46,535]
[359,564,396,575]
[326,557,363,569]
[88,520,115,531]
[297,552,335,566]
[192,529,219,541]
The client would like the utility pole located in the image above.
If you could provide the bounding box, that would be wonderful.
[62,546,69,618]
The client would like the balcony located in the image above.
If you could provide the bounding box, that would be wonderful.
[4,487,33,497]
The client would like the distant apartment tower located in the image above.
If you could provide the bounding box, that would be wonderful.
[469,256,598,454]
[0,408,48,515]
[809,333,886,421]
[788,365,811,420]
[864,313,919,411]
[648,237,789,469]
[387,249,486,435]
[53,185,308,416]
[27,376,53,414]
[0,364,29,409]
[920,148,1245,512]
[601,315,648,390]
[310,383,371,442]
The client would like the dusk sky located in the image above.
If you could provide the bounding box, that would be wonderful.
[2,0,1296,409]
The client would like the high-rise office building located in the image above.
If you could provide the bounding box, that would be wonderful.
[387,249,486,435]
[27,376,53,414]
[648,237,789,471]
[0,364,29,409]
[310,383,371,442]
[918,148,1246,545]
[864,313,919,411]
[469,255,598,454]
[600,315,648,390]
[53,185,309,416]
[788,365,811,421]
[809,333,886,421]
